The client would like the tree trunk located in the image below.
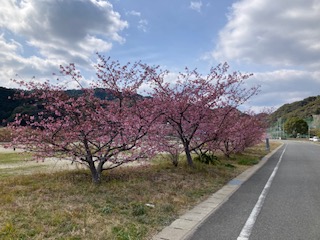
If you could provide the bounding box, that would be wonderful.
[224,140,231,158]
[88,161,101,184]
[83,138,101,184]
[170,154,179,167]
[183,141,194,167]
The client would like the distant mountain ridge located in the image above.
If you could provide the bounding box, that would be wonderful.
[0,87,24,125]
[269,95,320,123]
[2,86,320,127]
[0,86,141,126]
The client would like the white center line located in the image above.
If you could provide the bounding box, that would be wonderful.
[237,145,287,240]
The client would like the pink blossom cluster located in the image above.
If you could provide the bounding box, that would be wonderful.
[10,54,265,183]
[149,63,263,165]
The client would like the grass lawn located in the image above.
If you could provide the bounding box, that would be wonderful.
[0,141,281,240]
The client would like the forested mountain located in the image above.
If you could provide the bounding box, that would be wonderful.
[0,87,129,126]
[2,85,320,128]
[0,87,24,125]
[269,96,320,124]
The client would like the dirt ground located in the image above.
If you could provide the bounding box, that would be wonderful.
[0,145,86,173]
[0,144,147,175]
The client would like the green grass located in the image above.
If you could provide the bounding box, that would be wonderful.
[0,165,47,178]
[233,141,280,166]
[236,155,259,165]
[0,141,281,240]
[0,152,32,165]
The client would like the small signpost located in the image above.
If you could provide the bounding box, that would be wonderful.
[266,138,270,152]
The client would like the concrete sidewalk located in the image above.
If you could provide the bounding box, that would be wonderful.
[152,143,284,240]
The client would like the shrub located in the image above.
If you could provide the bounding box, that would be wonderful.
[194,153,218,165]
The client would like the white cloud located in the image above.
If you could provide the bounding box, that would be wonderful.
[0,34,21,53]
[189,1,203,13]
[126,10,141,17]
[243,69,320,110]
[0,1,127,63]
[138,19,149,32]
[0,34,65,88]
[0,0,128,87]
[213,0,320,69]
[126,9,148,32]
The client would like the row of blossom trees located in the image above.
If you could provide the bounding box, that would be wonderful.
[10,55,265,183]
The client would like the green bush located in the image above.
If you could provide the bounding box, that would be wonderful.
[131,203,147,216]
[194,153,218,165]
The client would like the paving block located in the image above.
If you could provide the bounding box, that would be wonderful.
[181,212,208,221]
[152,226,189,240]
[170,219,198,229]
[197,202,218,209]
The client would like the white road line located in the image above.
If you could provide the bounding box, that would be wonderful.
[237,145,287,240]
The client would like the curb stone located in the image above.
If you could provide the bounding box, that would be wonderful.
[152,143,284,240]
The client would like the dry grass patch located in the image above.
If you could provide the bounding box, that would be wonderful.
[0,127,12,142]
[0,141,281,240]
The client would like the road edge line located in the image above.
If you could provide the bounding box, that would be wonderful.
[237,144,287,240]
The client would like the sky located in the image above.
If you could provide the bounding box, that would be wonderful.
[0,0,320,111]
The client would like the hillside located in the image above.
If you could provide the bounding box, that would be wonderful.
[0,87,142,126]
[269,96,320,123]
[0,87,24,125]
[3,85,320,128]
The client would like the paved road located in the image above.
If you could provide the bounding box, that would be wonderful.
[188,141,320,240]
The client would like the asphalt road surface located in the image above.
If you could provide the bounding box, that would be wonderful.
[188,141,320,240]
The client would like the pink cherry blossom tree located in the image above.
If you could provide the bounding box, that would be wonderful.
[217,109,266,158]
[151,63,260,166]
[190,107,235,157]
[10,55,161,183]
